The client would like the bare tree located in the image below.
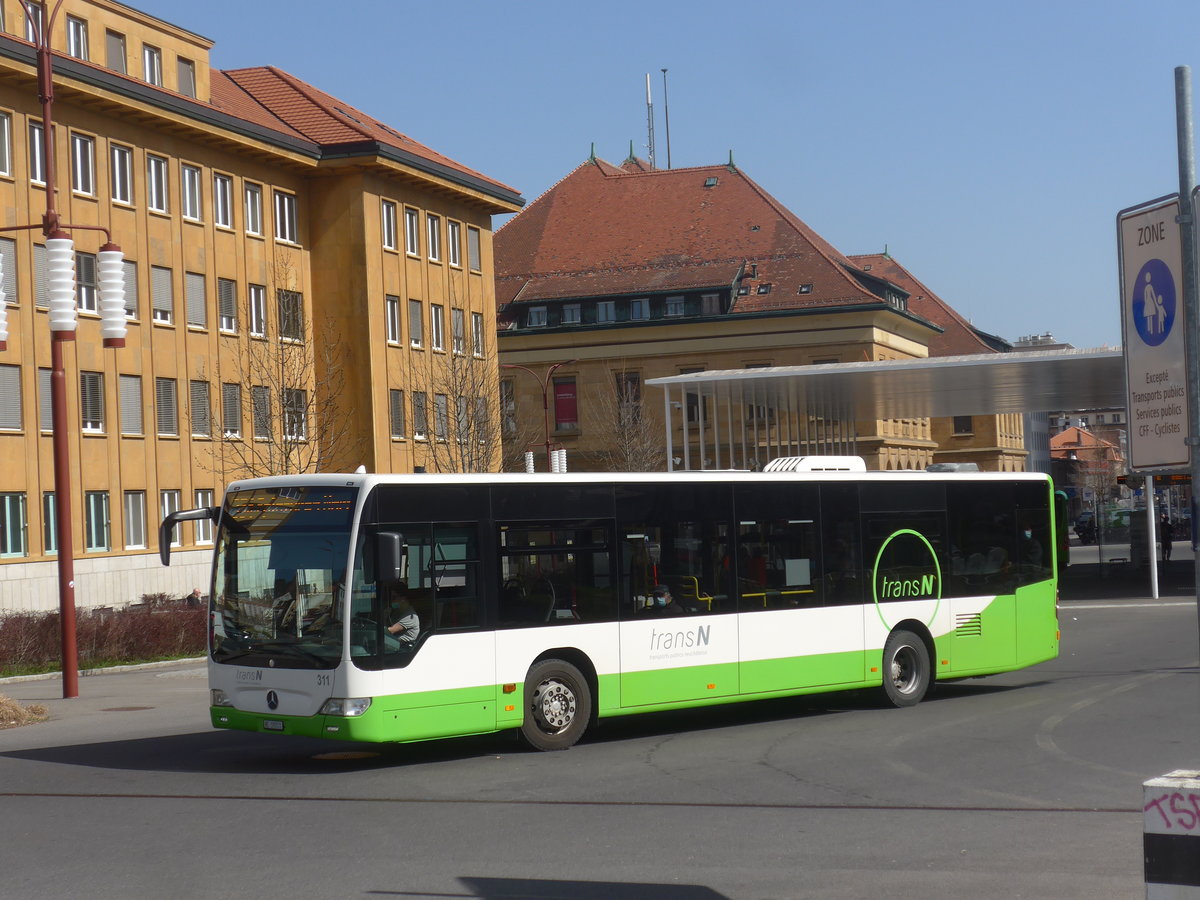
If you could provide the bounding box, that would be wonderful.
[209,253,362,479]
[423,345,502,474]
[586,367,666,472]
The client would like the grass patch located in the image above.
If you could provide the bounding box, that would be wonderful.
[0,695,48,728]
[0,594,206,679]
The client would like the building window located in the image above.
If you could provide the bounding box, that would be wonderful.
[412,391,427,440]
[252,386,271,439]
[431,304,444,351]
[0,238,13,307]
[70,133,94,195]
[404,207,419,255]
[408,299,423,348]
[146,154,168,212]
[701,293,720,315]
[213,173,232,228]
[160,491,181,546]
[553,377,578,432]
[630,298,649,320]
[218,278,237,332]
[248,284,266,337]
[616,372,641,424]
[194,490,214,544]
[24,5,42,41]
[0,364,20,431]
[283,389,307,440]
[0,112,10,176]
[150,265,173,323]
[277,289,303,341]
[123,259,138,318]
[66,16,88,60]
[189,380,211,437]
[274,190,298,243]
[177,58,196,98]
[527,306,547,328]
[155,377,178,436]
[500,379,516,437]
[666,296,685,317]
[385,294,400,344]
[427,214,441,261]
[181,163,202,220]
[105,30,126,74]
[76,252,97,312]
[447,220,461,267]
[185,271,206,328]
[42,492,56,555]
[381,200,397,250]
[452,308,465,354]
[0,492,27,558]
[142,44,162,86]
[29,122,44,184]
[80,371,104,433]
[118,374,142,435]
[467,226,481,271]
[123,491,146,550]
[434,393,449,441]
[37,369,51,431]
[222,383,241,438]
[953,416,973,435]
[85,491,109,552]
[244,183,263,235]
[389,389,406,439]
[471,312,484,358]
[110,144,132,204]
[563,304,581,325]
[597,300,616,323]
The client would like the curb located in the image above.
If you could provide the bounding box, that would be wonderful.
[0,656,206,686]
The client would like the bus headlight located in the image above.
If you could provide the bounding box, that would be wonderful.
[211,689,234,707]
[318,697,372,717]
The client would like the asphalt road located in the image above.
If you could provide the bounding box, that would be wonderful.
[2,598,1198,900]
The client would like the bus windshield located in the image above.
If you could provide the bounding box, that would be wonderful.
[211,485,357,670]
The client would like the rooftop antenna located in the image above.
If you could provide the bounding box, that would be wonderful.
[661,68,672,169]
[645,73,656,170]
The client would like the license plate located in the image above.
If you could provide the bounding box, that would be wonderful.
[263,720,284,732]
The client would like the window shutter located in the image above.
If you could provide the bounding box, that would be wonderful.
[122,259,137,317]
[189,380,210,436]
[155,377,177,435]
[0,238,16,304]
[222,383,240,435]
[37,368,51,430]
[185,271,206,327]
[252,386,270,439]
[34,244,48,308]
[119,374,142,435]
[218,278,236,329]
[0,365,20,430]
[151,266,173,320]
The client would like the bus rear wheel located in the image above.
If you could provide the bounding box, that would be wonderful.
[882,629,931,708]
[520,659,591,751]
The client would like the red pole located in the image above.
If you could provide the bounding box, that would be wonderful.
[50,336,77,697]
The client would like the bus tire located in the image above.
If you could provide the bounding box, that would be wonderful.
[882,628,931,708]
[520,659,591,751]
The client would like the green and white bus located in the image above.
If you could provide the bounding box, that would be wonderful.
[160,465,1060,750]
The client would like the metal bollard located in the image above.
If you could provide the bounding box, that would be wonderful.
[1144,770,1200,897]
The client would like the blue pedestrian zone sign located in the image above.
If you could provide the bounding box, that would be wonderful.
[1118,195,1190,471]
[1132,258,1176,348]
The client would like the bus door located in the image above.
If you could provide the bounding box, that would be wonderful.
[616,483,739,708]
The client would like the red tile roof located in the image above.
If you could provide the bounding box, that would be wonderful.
[495,159,901,310]
[1049,425,1120,460]
[848,254,1004,357]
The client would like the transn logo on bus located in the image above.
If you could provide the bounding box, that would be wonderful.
[236,669,263,682]
[649,624,711,652]
[872,529,942,628]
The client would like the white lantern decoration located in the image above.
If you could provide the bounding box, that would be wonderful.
[46,235,76,335]
[98,243,126,347]
[0,240,7,350]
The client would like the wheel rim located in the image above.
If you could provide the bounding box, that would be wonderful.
[890,644,920,695]
[531,678,576,733]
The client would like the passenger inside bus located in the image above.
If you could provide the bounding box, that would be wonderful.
[641,584,685,616]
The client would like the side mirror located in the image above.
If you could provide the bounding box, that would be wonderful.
[159,507,220,566]
[376,532,405,587]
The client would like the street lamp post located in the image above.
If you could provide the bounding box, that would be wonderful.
[501,360,577,472]
[0,1,126,699]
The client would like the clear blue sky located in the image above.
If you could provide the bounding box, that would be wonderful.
[147,0,1200,350]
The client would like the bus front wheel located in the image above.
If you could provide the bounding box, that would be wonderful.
[882,629,931,708]
[520,659,591,751]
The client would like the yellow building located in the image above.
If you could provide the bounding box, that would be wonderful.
[495,157,1026,474]
[0,0,521,612]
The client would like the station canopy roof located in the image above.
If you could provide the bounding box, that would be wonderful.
[646,348,1127,420]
